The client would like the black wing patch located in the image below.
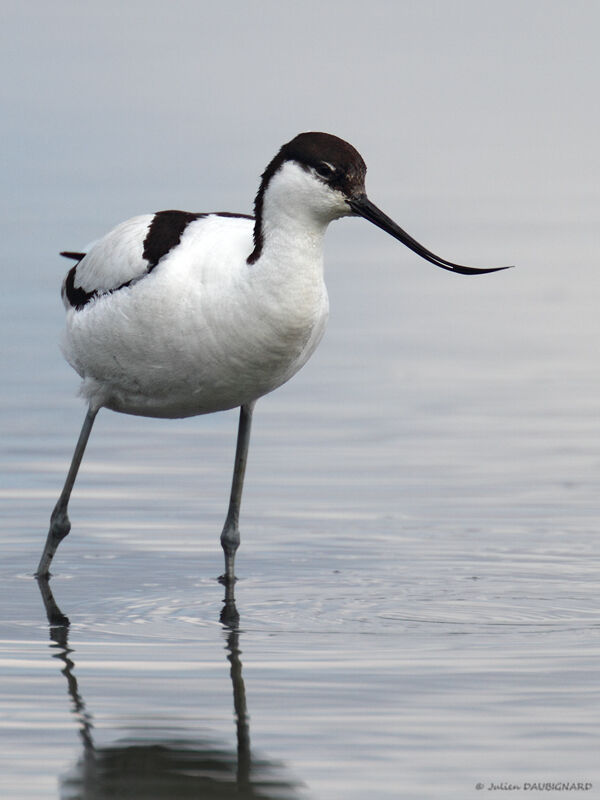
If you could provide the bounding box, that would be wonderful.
[64,210,254,311]
[142,210,206,270]
[64,264,107,310]
[142,210,254,269]
[63,259,136,311]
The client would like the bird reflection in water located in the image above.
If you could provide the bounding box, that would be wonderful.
[36,578,303,799]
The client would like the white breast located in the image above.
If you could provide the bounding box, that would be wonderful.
[62,213,329,418]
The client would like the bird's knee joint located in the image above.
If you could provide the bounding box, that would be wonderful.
[220,523,240,555]
[49,508,71,542]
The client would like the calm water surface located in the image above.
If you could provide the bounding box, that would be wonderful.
[1,192,600,798]
[3,4,600,791]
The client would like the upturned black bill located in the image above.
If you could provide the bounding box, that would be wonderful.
[348,194,513,275]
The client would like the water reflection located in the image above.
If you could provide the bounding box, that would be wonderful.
[37,578,303,800]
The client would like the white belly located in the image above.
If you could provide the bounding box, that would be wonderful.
[63,254,329,418]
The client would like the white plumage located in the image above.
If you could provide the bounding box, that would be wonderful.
[63,164,337,418]
[38,132,510,582]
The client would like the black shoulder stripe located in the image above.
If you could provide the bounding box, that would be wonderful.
[142,210,253,270]
[65,210,254,311]
[213,212,254,220]
[142,210,206,270]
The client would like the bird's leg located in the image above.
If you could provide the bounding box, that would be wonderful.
[36,405,98,578]
[220,402,255,584]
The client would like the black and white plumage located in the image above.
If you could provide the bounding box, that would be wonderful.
[37,131,511,582]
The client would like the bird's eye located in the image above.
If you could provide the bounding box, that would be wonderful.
[315,161,335,178]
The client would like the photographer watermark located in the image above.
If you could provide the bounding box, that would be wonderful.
[475,782,593,792]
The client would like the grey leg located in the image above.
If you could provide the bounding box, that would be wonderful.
[36,405,98,577]
[220,402,255,583]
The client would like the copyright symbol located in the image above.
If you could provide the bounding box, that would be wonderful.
[476,784,484,791]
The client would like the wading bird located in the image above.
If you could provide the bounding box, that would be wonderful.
[37,132,511,582]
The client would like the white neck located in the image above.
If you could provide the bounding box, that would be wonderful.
[256,162,340,267]
[246,161,346,321]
